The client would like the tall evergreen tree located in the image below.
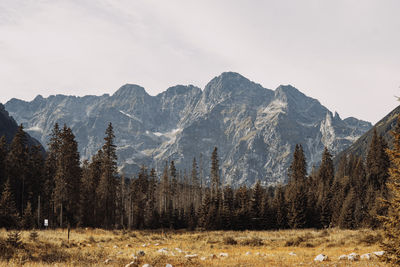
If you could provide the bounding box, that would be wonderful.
[96,123,118,229]
[53,125,81,226]
[287,144,307,229]
[0,136,7,191]
[211,147,220,198]
[6,125,29,215]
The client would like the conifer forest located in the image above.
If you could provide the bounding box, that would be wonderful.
[0,120,391,232]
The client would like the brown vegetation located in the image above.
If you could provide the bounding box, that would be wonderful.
[0,228,388,266]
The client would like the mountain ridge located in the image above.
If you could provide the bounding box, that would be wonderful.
[5,72,372,185]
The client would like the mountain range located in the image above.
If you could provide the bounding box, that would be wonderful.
[4,72,372,185]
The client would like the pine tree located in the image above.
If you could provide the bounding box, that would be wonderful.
[222,185,234,230]
[0,136,8,191]
[317,147,334,228]
[272,185,287,229]
[21,201,35,229]
[78,160,95,227]
[211,147,220,198]
[6,125,29,215]
[53,125,81,227]
[96,123,118,229]
[250,180,264,229]
[287,144,307,229]
[0,179,20,228]
[44,123,62,227]
[380,115,400,264]
[338,188,356,229]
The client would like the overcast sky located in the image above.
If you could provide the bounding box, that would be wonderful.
[0,0,399,123]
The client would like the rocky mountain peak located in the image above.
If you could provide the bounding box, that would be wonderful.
[4,72,372,186]
[112,84,148,99]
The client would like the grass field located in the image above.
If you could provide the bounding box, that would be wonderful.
[0,228,388,266]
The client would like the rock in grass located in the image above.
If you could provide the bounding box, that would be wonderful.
[289,252,297,256]
[347,253,360,261]
[374,251,385,256]
[361,253,371,260]
[200,257,207,261]
[314,254,328,262]
[142,264,152,267]
[338,255,348,260]
[165,264,173,267]
[219,252,228,257]
[104,258,112,264]
[157,248,168,254]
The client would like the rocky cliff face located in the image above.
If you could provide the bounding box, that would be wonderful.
[5,72,371,185]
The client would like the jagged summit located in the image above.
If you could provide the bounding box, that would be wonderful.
[4,72,372,185]
[112,84,148,98]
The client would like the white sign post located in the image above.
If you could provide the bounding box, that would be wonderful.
[44,219,48,228]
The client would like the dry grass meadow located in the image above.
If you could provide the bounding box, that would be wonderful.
[0,228,388,266]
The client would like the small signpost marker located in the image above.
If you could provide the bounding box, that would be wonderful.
[44,219,48,229]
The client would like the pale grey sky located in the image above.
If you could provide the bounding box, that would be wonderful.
[0,0,399,123]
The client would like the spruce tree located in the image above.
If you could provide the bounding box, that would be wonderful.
[0,179,20,228]
[380,115,400,264]
[6,125,29,215]
[96,123,118,229]
[53,125,81,227]
[287,144,307,229]
[21,201,35,229]
[0,136,7,191]
[211,147,220,198]
[250,180,264,229]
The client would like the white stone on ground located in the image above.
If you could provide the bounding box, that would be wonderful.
[314,254,328,262]
[289,252,296,256]
[347,253,360,261]
[165,264,173,267]
[200,257,207,261]
[338,255,347,260]
[157,248,168,254]
[142,264,152,267]
[219,252,228,257]
[374,251,385,256]
[361,253,371,260]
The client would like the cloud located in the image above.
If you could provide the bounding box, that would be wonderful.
[0,0,399,123]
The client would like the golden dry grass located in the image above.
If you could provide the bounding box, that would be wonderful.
[0,228,388,266]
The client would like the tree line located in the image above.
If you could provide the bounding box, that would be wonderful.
[0,122,390,231]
